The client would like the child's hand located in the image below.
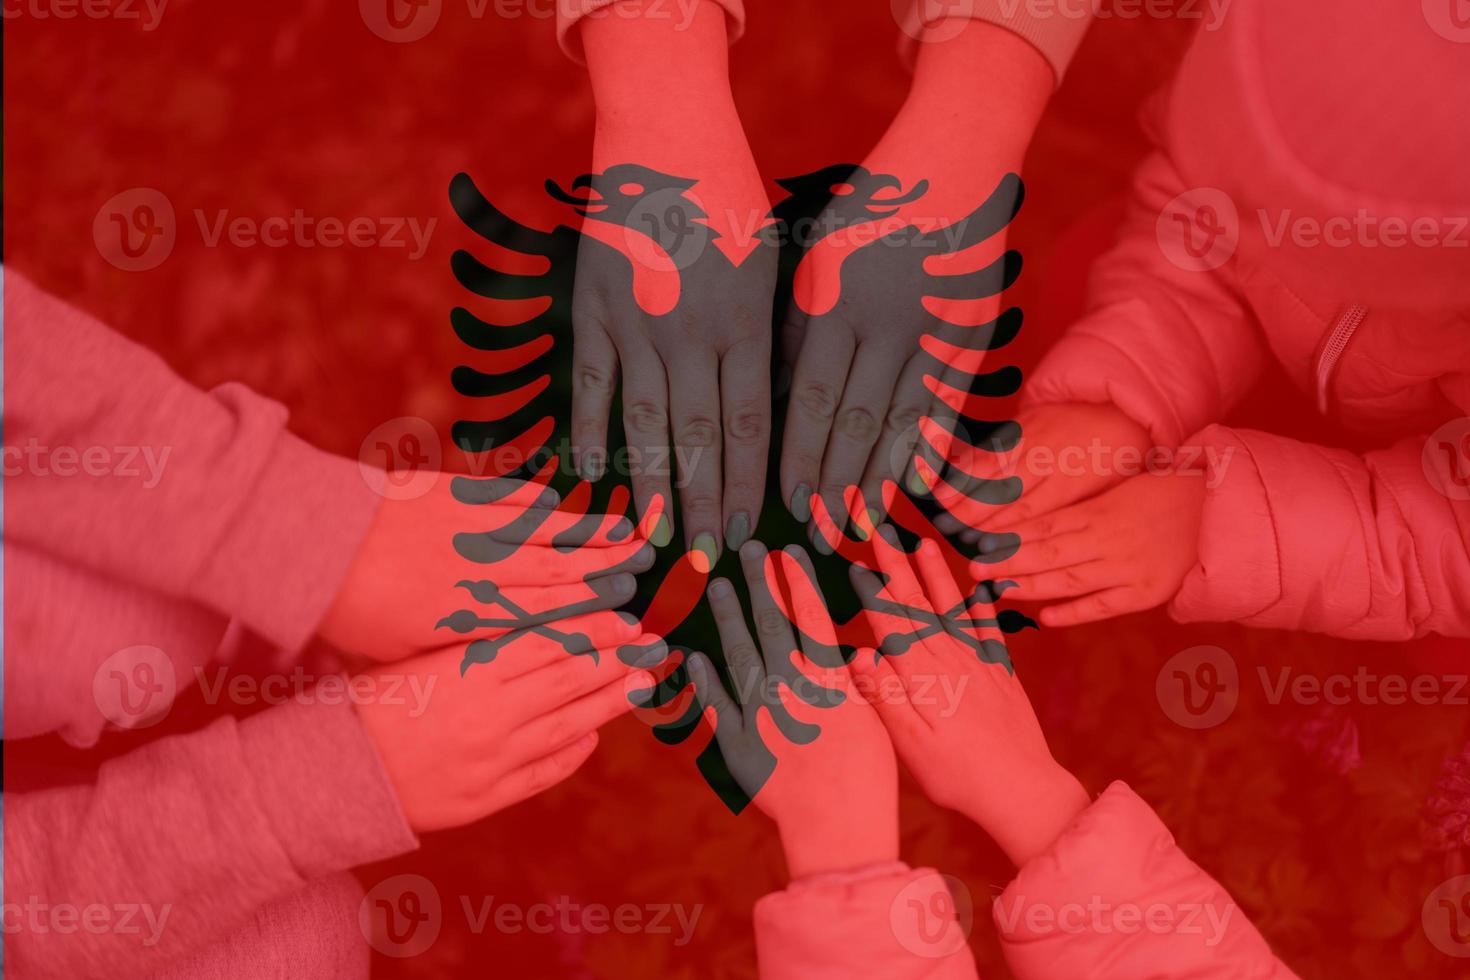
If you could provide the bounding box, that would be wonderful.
[849,532,1089,867]
[930,401,1154,541]
[686,541,899,879]
[320,477,655,663]
[978,469,1206,628]
[355,632,659,832]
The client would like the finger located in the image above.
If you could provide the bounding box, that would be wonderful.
[777,544,842,669]
[1008,561,1115,601]
[570,316,618,482]
[847,649,928,736]
[903,399,963,501]
[463,609,645,676]
[739,540,798,661]
[780,327,856,524]
[1039,587,1141,628]
[912,536,967,627]
[667,346,725,562]
[686,650,743,741]
[618,343,676,549]
[816,345,901,539]
[489,730,600,808]
[513,672,652,757]
[706,577,763,710]
[506,645,640,716]
[719,338,771,552]
[858,354,933,520]
[439,576,640,641]
[978,530,1095,578]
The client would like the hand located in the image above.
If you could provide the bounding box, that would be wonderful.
[847,533,1089,866]
[570,1,776,562]
[978,469,1207,628]
[931,401,1154,542]
[777,22,1051,547]
[355,631,660,832]
[320,476,655,663]
[686,541,899,879]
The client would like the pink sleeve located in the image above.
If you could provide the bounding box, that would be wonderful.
[2,700,417,979]
[1169,424,1470,639]
[556,0,746,64]
[997,782,1298,980]
[896,0,1092,84]
[2,271,381,654]
[754,862,980,980]
[1025,151,1267,449]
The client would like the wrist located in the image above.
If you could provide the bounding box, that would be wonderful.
[778,812,899,880]
[582,0,732,116]
[961,763,1090,868]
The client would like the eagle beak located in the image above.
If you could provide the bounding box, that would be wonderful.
[865,177,930,217]
[545,174,608,214]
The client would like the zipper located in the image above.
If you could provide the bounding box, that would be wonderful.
[1315,304,1368,415]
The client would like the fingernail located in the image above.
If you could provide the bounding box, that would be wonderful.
[707,577,733,599]
[907,469,931,495]
[650,514,673,548]
[791,483,813,522]
[579,449,605,483]
[811,524,834,556]
[865,507,882,530]
[693,532,721,568]
[725,512,751,552]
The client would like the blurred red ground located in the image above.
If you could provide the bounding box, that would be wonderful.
[6,2,1469,977]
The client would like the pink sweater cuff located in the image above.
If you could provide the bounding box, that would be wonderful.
[557,0,746,65]
[190,423,382,654]
[238,698,418,878]
[754,863,977,979]
[897,0,1091,83]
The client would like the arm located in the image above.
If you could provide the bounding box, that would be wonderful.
[2,271,378,654]
[1171,423,1470,639]
[847,535,1300,979]
[685,542,978,979]
[560,0,775,560]
[3,701,416,980]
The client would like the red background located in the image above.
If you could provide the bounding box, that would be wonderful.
[7,1,1469,976]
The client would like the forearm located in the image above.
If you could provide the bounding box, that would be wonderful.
[868,19,1054,210]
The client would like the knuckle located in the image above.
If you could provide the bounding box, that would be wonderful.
[681,495,721,523]
[755,608,790,636]
[728,641,761,665]
[838,406,880,441]
[1062,566,1089,590]
[724,401,768,444]
[795,381,840,421]
[576,365,615,394]
[886,403,923,433]
[624,399,668,434]
[678,415,720,449]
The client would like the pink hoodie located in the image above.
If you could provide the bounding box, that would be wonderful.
[753,783,1298,979]
[3,271,418,977]
[1026,0,1470,639]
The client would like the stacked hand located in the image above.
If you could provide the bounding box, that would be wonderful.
[686,541,899,877]
[931,401,1207,627]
